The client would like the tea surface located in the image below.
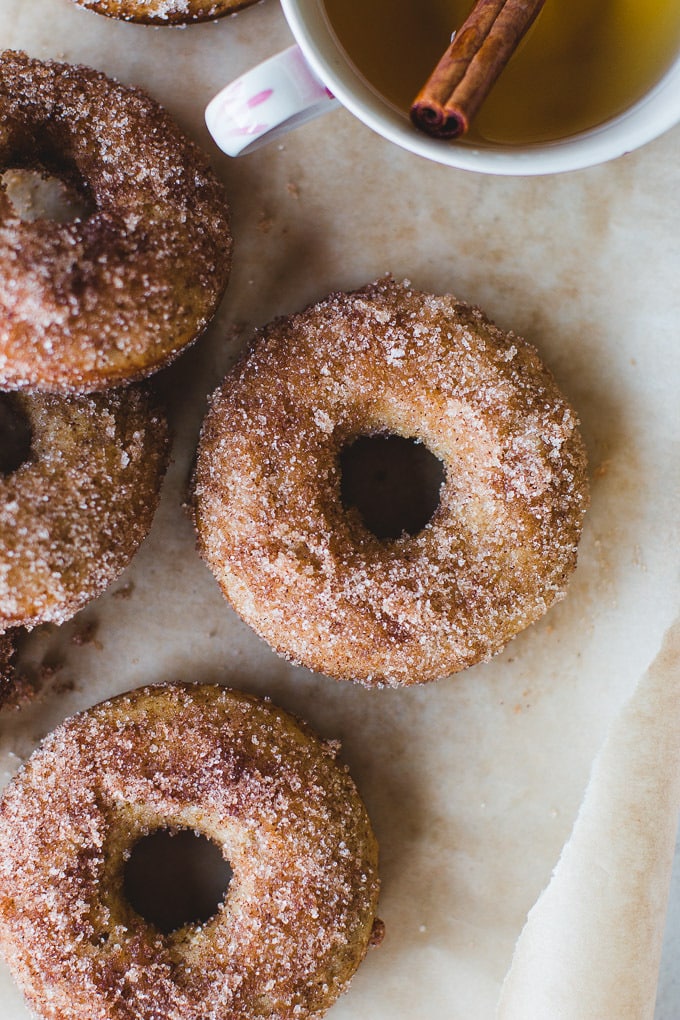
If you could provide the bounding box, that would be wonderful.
[321,0,680,143]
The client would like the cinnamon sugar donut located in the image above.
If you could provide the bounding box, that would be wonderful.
[0,387,169,631]
[192,277,589,687]
[70,0,258,23]
[0,51,231,393]
[0,682,381,1020]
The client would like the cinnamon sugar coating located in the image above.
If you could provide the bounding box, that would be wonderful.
[0,387,169,631]
[70,0,258,24]
[0,51,231,393]
[0,683,381,1020]
[192,277,589,687]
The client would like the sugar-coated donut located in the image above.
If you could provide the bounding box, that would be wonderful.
[70,0,258,24]
[0,387,169,631]
[0,51,231,393]
[0,682,381,1020]
[192,277,589,687]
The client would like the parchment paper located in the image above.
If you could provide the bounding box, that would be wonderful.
[1,1,679,1017]
[498,618,680,1020]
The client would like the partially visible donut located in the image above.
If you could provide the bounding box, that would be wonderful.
[0,682,381,1020]
[0,51,231,393]
[69,0,258,24]
[192,277,589,687]
[0,387,169,631]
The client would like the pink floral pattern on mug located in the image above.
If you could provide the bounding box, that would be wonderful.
[205,45,338,156]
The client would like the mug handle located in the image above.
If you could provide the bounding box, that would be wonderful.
[205,45,340,157]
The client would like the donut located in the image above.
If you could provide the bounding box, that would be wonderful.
[69,0,258,24]
[0,682,381,1020]
[0,51,231,393]
[0,387,169,632]
[192,277,589,687]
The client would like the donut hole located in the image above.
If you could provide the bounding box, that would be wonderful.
[340,433,445,539]
[1,168,94,223]
[123,828,233,935]
[0,395,33,475]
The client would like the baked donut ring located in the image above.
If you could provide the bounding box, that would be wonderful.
[70,0,258,24]
[192,277,589,687]
[0,51,231,393]
[0,387,169,631]
[0,682,381,1020]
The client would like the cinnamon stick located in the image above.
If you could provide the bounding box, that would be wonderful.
[410,0,546,140]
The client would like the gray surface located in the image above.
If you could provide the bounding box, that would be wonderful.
[655,826,680,1019]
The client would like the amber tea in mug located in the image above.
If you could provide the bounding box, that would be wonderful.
[320,0,680,145]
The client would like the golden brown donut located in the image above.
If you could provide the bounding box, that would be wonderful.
[0,51,231,393]
[70,0,258,24]
[192,277,589,687]
[0,682,381,1020]
[0,387,169,631]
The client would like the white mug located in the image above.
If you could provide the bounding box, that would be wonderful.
[206,0,680,176]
